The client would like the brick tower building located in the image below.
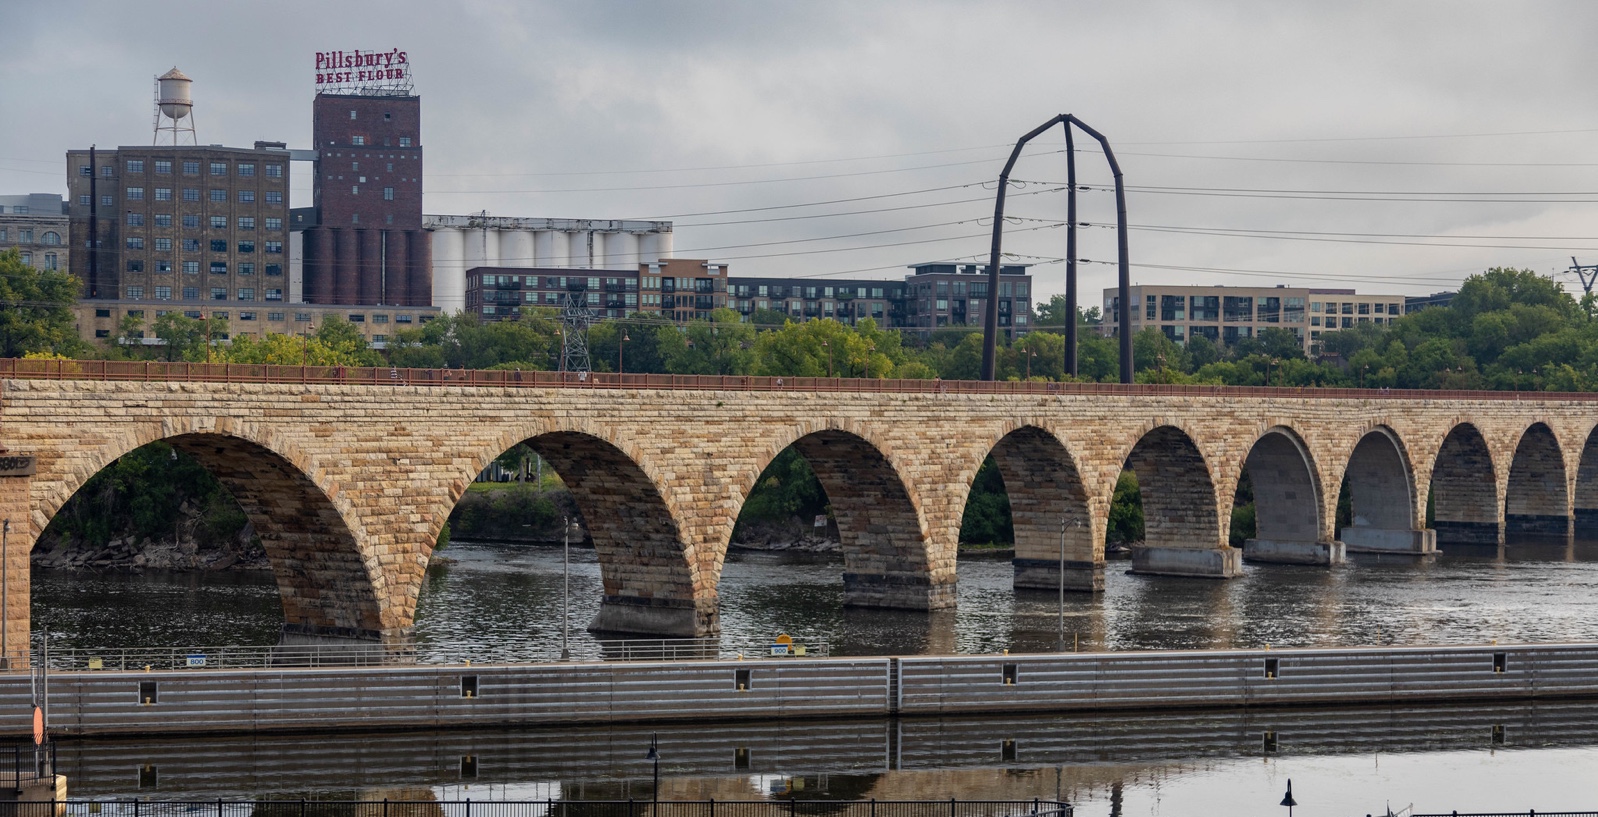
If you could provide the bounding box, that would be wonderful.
[301,92,432,306]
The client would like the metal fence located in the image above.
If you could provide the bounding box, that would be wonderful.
[0,742,54,786]
[33,636,831,672]
[1414,813,1598,816]
[0,356,1585,402]
[24,800,1069,817]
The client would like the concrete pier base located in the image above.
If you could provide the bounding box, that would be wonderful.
[588,595,715,637]
[1129,546,1242,578]
[1575,508,1598,536]
[1012,559,1105,592]
[1340,526,1438,554]
[1242,538,1346,566]
[1506,513,1571,536]
[842,573,957,610]
[1432,520,1500,545]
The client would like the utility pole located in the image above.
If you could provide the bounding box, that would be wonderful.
[560,279,594,375]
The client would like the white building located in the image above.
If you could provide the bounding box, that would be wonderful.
[0,194,68,273]
[423,215,673,314]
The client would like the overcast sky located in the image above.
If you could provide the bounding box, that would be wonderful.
[5,1,1598,305]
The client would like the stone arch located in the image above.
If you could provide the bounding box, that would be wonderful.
[979,425,1098,592]
[1338,425,1434,554]
[739,425,947,610]
[1505,422,1570,536]
[1430,422,1501,545]
[1120,424,1238,577]
[1574,425,1598,536]
[448,426,711,637]
[33,427,385,644]
[1239,426,1341,565]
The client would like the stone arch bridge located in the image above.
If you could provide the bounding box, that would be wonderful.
[2,366,1596,663]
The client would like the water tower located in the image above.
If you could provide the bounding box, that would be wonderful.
[152,67,197,145]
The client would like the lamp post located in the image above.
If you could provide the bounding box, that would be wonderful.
[822,339,833,377]
[1279,779,1297,817]
[619,330,630,376]
[1,518,8,670]
[1026,349,1037,380]
[1058,516,1067,652]
[646,732,660,805]
[561,516,573,661]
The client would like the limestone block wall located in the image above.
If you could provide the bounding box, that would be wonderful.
[1,378,1596,649]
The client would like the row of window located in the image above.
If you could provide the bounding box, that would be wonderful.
[729,284,897,300]
[96,307,418,326]
[125,237,282,253]
[121,188,283,205]
[125,260,283,275]
[0,229,61,245]
[342,136,412,148]
[1312,301,1401,315]
[124,286,284,301]
[12,252,59,270]
[90,161,284,178]
[126,214,283,230]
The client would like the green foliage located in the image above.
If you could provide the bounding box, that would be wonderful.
[735,448,828,529]
[0,249,86,359]
[436,520,451,551]
[958,457,1013,545]
[44,442,247,549]
[1106,470,1144,545]
[450,482,562,540]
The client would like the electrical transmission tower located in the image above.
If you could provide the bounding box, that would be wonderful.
[559,279,595,374]
[1569,257,1598,295]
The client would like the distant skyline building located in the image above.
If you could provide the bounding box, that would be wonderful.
[1101,283,1408,354]
[0,193,67,273]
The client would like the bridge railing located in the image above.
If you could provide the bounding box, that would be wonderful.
[39,800,1070,817]
[0,357,1585,401]
[32,636,831,671]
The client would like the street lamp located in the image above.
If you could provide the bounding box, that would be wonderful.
[1279,779,1297,817]
[619,330,630,376]
[821,339,833,377]
[645,732,660,805]
[865,342,875,379]
[561,516,576,661]
[1026,349,1037,380]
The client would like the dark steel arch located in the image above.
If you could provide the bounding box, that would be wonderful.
[981,114,1129,382]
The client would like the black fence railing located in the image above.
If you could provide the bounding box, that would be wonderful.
[1414,812,1598,816]
[0,742,55,786]
[13,801,1069,817]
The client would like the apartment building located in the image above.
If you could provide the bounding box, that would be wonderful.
[1102,284,1406,354]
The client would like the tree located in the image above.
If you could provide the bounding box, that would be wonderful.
[0,248,85,358]
[151,313,214,362]
[658,308,755,375]
[312,316,384,366]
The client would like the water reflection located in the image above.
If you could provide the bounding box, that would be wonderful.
[27,535,1598,658]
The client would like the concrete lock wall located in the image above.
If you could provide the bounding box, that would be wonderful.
[4,379,1598,657]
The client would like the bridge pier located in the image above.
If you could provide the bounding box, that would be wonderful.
[1013,560,1104,592]
[1505,513,1572,536]
[1242,539,1345,566]
[842,573,956,610]
[1130,545,1243,578]
[589,595,718,638]
[1340,526,1438,554]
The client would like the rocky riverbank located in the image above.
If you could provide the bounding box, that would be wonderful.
[32,514,267,573]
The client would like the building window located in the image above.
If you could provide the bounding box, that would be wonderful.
[154,188,172,201]
[180,287,197,300]
[238,262,254,275]
[210,288,227,300]
[237,241,255,254]
[237,163,255,177]
[182,188,199,202]
[126,237,145,250]
[267,312,284,321]
[210,216,227,229]
[210,189,225,202]
[1358,302,1371,315]
[156,260,173,272]
[78,195,90,206]
[78,165,91,177]
[126,187,144,200]
[182,239,201,252]
[155,160,171,174]
[265,264,282,276]
[373,314,389,324]
[399,137,411,147]
[238,190,255,203]
[265,164,283,178]
[183,261,199,274]
[351,185,359,195]
[265,288,282,301]
[154,214,172,228]
[295,312,311,322]
[352,136,365,146]
[349,110,358,119]
[126,160,144,173]
[383,187,394,201]
[264,241,282,254]
[237,289,255,301]
[212,312,228,320]
[396,314,412,323]
[100,195,113,206]
[347,313,366,323]
[263,191,282,204]
[154,238,172,251]
[182,161,199,175]
[17,253,29,266]
[237,311,257,321]
[126,286,143,299]
[210,261,227,274]
[126,212,144,226]
[100,166,113,177]
[154,285,172,300]
[210,239,227,252]
[210,162,227,176]
[264,217,282,230]
[238,217,255,230]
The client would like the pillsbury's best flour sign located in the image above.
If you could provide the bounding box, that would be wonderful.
[314,49,412,95]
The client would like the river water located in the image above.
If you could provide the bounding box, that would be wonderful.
[28,537,1598,813]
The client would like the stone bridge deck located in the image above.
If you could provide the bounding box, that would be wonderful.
[1,360,1595,663]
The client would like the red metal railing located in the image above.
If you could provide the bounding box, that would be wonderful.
[0,357,1589,401]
